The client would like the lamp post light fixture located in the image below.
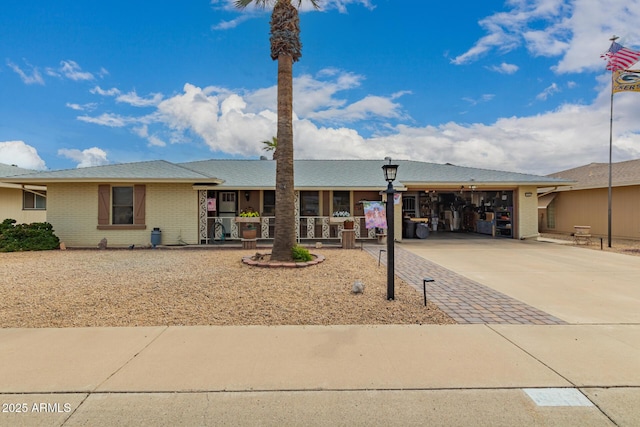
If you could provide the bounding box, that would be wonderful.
[382,160,399,300]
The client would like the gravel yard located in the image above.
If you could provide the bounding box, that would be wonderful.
[0,248,455,328]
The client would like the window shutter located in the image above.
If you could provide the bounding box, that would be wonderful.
[134,185,146,225]
[98,185,110,225]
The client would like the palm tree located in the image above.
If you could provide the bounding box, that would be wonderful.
[235,0,319,261]
[262,136,278,160]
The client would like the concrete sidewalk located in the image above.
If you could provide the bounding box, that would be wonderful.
[1,237,640,426]
[2,324,639,426]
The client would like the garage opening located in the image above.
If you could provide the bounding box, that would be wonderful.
[402,189,514,239]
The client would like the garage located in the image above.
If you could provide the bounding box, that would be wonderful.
[400,188,515,239]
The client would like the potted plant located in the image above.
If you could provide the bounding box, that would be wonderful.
[239,208,260,239]
[332,210,354,229]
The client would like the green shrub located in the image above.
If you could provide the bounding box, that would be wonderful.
[291,245,313,262]
[0,219,60,252]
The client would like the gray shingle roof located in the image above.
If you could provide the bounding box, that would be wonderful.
[548,159,640,189]
[0,163,36,177]
[181,159,276,187]
[5,158,571,188]
[181,159,569,188]
[2,160,216,183]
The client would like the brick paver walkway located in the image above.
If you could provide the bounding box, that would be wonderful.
[364,244,566,325]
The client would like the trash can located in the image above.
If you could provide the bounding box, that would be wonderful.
[403,220,416,238]
[151,227,162,247]
[416,223,430,239]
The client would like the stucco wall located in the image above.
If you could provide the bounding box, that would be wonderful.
[47,183,199,247]
[542,186,640,240]
[0,187,47,224]
[517,186,539,239]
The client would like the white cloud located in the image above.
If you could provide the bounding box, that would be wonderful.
[46,60,95,81]
[463,94,495,106]
[66,103,84,111]
[147,135,167,147]
[155,84,274,155]
[307,95,404,122]
[291,70,364,116]
[288,95,626,176]
[6,60,44,85]
[314,0,375,13]
[57,147,109,168]
[90,86,121,96]
[78,71,408,157]
[211,15,252,30]
[0,141,47,170]
[453,0,640,73]
[536,82,561,100]
[73,62,640,176]
[77,113,129,127]
[59,60,94,81]
[291,76,640,175]
[133,125,167,147]
[66,102,98,111]
[116,90,164,107]
[488,62,519,74]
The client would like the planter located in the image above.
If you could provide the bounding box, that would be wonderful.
[235,217,260,223]
[242,228,257,239]
[343,221,355,230]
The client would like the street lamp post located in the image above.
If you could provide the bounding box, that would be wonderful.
[382,160,398,300]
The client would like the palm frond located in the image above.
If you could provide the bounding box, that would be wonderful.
[235,0,320,10]
[298,0,321,9]
[234,0,269,9]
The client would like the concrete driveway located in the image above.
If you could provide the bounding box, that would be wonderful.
[400,234,640,324]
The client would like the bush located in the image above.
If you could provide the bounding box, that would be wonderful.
[291,245,313,262]
[0,219,60,252]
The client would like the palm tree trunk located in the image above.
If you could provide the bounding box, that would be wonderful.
[271,53,296,261]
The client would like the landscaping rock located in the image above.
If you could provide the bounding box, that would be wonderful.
[352,280,364,294]
[97,238,108,250]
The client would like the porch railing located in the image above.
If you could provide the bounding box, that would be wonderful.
[206,216,377,242]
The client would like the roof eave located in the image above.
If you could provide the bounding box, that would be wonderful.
[400,181,574,188]
[554,181,639,192]
[3,178,224,185]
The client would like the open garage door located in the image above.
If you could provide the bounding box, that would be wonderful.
[402,189,514,239]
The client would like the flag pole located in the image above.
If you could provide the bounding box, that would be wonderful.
[607,35,618,249]
[608,71,614,248]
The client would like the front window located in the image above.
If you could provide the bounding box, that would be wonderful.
[332,191,350,214]
[300,191,319,216]
[23,191,46,210]
[112,187,134,225]
[403,196,416,217]
[547,199,556,229]
[263,190,275,216]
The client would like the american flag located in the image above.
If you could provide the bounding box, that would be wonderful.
[601,41,640,71]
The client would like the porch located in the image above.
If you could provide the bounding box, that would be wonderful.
[200,216,379,244]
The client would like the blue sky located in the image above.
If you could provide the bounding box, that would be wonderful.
[2,0,640,175]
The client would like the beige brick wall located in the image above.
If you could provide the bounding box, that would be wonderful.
[517,186,539,239]
[0,187,47,224]
[48,183,199,247]
[146,183,199,246]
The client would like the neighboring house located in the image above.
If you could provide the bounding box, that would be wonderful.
[0,163,47,224]
[540,159,640,240]
[5,159,569,247]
